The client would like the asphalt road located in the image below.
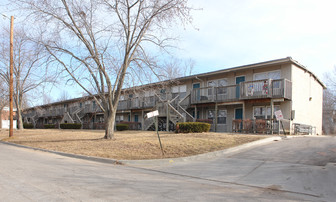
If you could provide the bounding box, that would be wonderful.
[0,136,335,201]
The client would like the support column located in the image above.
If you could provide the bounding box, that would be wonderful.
[194,105,197,122]
[141,110,144,131]
[242,102,246,120]
[195,105,198,121]
[214,103,218,132]
[270,99,274,134]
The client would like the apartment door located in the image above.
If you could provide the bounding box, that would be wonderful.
[193,83,201,101]
[236,76,245,98]
[134,114,139,122]
[192,110,200,119]
[235,108,243,120]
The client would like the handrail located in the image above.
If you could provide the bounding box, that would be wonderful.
[177,92,193,121]
[167,102,184,119]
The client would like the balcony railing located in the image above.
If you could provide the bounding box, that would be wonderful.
[240,79,292,100]
[191,85,238,103]
[23,79,292,120]
[191,79,292,104]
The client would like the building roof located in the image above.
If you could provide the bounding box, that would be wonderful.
[124,57,326,90]
[24,57,326,110]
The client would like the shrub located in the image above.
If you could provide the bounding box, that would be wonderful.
[118,122,141,130]
[44,124,56,129]
[116,123,129,131]
[60,123,82,129]
[23,123,34,129]
[176,122,211,133]
[196,119,213,124]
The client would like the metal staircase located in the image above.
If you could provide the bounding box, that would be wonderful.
[144,92,194,131]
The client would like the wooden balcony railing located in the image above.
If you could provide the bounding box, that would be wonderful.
[23,79,292,120]
[232,118,291,134]
[191,79,292,104]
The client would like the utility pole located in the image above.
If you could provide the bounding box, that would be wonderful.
[9,16,14,137]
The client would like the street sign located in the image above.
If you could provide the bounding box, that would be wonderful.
[146,110,164,155]
[274,110,283,121]
[146,110,159,118]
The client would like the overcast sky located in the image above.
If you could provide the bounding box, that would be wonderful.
[175,0,336,80]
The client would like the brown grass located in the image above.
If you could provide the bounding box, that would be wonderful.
[0,129,267,160]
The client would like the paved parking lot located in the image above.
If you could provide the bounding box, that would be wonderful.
[0,136,335,201]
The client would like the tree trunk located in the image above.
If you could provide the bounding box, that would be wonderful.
[0,109,2,129]
[104,110,115,139]
[17,109,23,130]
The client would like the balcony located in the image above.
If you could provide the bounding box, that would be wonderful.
[191,79,292,104]
[117,96,157,111]
[240,79,292,100]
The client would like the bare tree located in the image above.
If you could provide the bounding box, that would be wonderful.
[57,90,72,102]
[0,26,51,130]
[161,58,195,80]
[12,0,192,139]
[0,81,8,129]
[323,89,335,134]
[325,66,336,92]
[323,67,336,134]
[42,93,54,105]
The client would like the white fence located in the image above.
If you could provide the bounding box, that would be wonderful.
[1,120,17,129]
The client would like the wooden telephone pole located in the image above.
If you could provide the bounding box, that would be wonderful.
[9,16,14,137]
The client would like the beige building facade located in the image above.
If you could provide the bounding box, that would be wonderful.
[22,57,325,135]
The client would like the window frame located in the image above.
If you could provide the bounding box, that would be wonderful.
[253,105,280,119]
[207,109,227,125]
[253,70,281,81]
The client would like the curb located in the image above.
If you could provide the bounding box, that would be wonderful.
[0,136,282,167]
[122,136,282,166]
[0,141,122,165]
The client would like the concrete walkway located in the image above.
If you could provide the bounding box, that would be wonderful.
[0,136,335,201]
[147,136,336,201]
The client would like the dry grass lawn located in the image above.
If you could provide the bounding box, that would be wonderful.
[0,129,268,160]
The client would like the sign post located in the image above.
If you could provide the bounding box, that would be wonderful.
[147,110,164,156]
[274,110,286,135]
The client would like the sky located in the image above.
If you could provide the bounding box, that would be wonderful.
[1,0,336,105]
[174,0,336,80]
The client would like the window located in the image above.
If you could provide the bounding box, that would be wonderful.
[208,79,228,95]
[144,90,154,97]
[218,110,227,124]
[171,86,179,93]
[171,85,187,98]
[208,110,214,123]
[116,115,124,121]
[253,106,280,119]
[207,109,227,124]
[208,81,216,96]
[253,70,281,81]
[217,79,228,95]
[254,107,266,119]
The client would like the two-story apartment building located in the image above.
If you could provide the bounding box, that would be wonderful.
[22,57,325,135]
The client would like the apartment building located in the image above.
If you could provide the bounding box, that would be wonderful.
[22,57,325,135]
